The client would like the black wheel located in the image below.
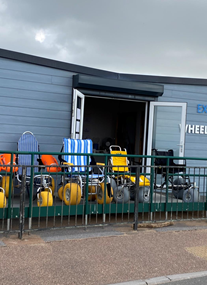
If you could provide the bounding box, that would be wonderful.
[172,178,185,199]
[130,186,135,200]
[182,188,199,203]
[172,189,184,199]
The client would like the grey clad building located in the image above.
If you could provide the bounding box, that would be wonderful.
[0,48,206,167]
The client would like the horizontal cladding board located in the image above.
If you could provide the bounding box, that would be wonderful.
[158,97,187,103]
[0,78,71,95]
[186,116,207,125]
[38,144,64,153]
[0,114,69,128]
[185,143,207,150]
[0,141,63,153]
[0,68,52,84]
[155,130,180,136]
[0,96,70,112]
[0,125,69,136]
[185,160,207,167]
[186,111,207,118]
[0,142,20,151]
[154,135,180,141]
[185,134,207,143]
[157,98,186,105]
[158,97,207,111]
[155,121,180,128]
[0,58,76,78]
[156,110,182,117]
[171,91,207,101]
[155,123,180,129]
[0,87,72,103]
[51,76,73,86]
[0,105,71,119]
[164,84,207,93]
[161,93,207,104]
[185,149,207,158]
[0,133,67,144]
[185,104,205,110]
[0,67,73,87]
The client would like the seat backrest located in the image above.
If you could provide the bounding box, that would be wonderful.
[0,154,18,172]
[152,149,174,166]
[17,131,39,175]
[110,150,129,172]
[63,138,92,172]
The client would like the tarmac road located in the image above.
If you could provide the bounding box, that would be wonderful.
[1,220,207,285]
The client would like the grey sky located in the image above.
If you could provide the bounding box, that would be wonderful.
[0,0,207,78]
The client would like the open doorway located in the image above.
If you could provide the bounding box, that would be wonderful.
[83,96,146,158]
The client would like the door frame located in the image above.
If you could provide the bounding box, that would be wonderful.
[71,89,85,139]
[147,101,187,162]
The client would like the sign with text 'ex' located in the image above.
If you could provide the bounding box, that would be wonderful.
[197,104,207,113]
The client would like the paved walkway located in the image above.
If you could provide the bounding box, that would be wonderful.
[1,221,207,285]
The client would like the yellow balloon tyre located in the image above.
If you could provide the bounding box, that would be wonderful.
[88,185,96,201]
[49,177,55,195]
[63,183,81,206]
[0,192,6,208]
[37,191,53,207]
[96,183,113,204]
[58,186,64,200]
[2,176,13,198]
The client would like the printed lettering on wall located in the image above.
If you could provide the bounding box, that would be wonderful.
[186,105,207,134]
[197,104,207,113]
[186,125,207,134]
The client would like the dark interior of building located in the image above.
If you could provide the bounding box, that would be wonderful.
[83,96,146,158]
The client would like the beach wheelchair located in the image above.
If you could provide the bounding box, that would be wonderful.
[58,138,113,206]
[17,131,58,207]
[153,149,199,203]
[109,145,150,203]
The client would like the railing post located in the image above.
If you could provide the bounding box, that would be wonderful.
[103,155,108,224]
[85,155,89,227]
[150,157,155,221]
[133,165,140,230]
[7,153,14,231]
[165,158,169,220]
[28,154,34,230]
[18,166,26,239]
[205,167,207,218]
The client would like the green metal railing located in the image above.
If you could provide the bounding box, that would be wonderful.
[0,149,206,237]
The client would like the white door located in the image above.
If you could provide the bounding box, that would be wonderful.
[147,102,187,163]
[71,89,85,139]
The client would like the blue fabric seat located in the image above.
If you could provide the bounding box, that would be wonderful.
[17,131,39,176]
[62,138,105,182]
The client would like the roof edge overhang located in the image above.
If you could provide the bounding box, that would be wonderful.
[1,48,207,86]
[73,74,164,97]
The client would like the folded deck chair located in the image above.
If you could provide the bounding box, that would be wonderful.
[109,145,150,203]
[58,138,112,205]
[17,131,39,177]
[17,131,53,207]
